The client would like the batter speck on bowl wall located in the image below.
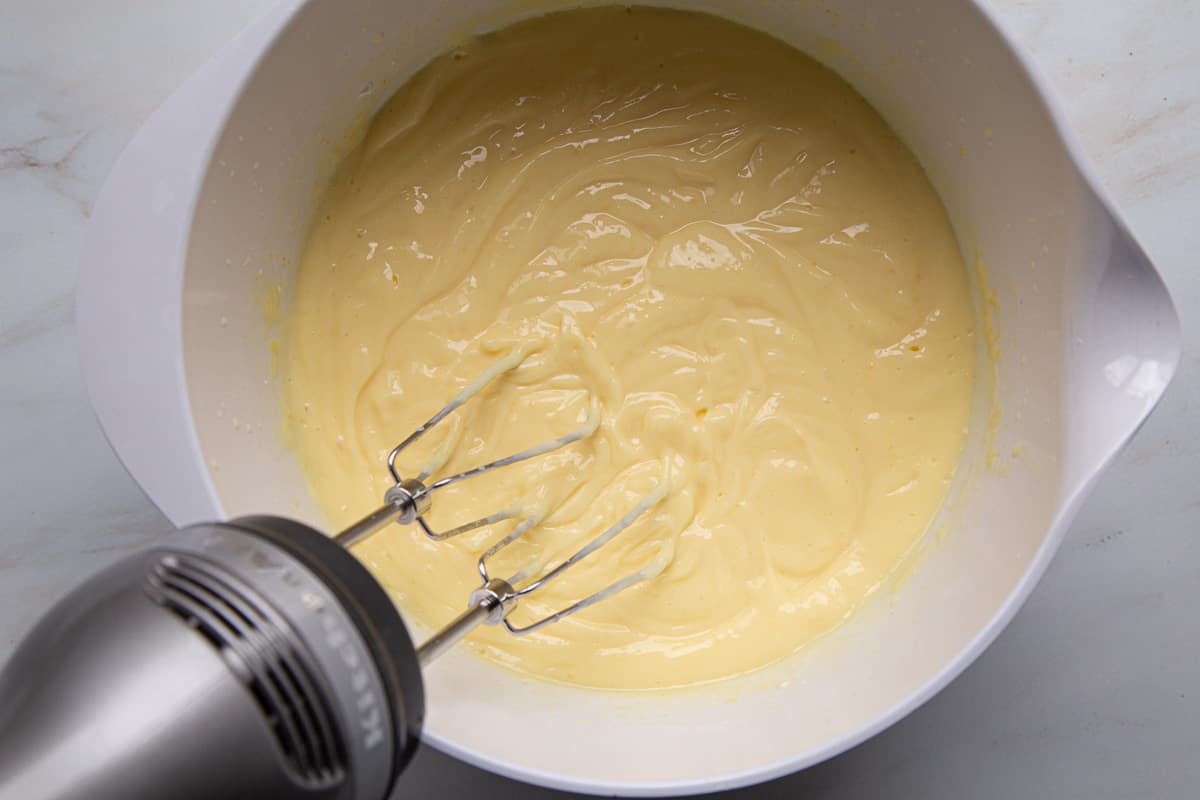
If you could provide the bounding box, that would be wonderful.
[283,6,975,690]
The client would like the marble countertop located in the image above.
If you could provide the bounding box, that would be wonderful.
[1,1,1196,798]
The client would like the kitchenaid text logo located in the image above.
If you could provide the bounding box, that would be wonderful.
[322,613,385,750]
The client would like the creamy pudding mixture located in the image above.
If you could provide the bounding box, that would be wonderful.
[284,7,975,689]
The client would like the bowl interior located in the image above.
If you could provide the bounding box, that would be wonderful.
[182,0,1100,793]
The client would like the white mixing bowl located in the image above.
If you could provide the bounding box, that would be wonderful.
[76,0,1181,795]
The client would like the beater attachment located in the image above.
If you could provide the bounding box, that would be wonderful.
[332,347,671,665]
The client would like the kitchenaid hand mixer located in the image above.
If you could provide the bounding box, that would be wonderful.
[0,347,673,800]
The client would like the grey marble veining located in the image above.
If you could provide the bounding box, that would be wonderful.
[0,1,1196,798]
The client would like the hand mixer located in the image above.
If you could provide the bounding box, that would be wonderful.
[0,349,671,800]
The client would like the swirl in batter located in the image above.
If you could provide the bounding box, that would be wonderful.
[284,6,976,689]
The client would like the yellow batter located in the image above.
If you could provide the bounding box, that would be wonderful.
[284,7,975,690]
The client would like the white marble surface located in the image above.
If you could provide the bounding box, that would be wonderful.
[1,1,1197,797]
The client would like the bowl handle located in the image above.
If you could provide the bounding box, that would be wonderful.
[1061,199,1181,492]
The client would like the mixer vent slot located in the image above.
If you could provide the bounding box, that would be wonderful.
[146,553,346,788]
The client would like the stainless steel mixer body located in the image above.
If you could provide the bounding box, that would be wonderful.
[0,517,423,800]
